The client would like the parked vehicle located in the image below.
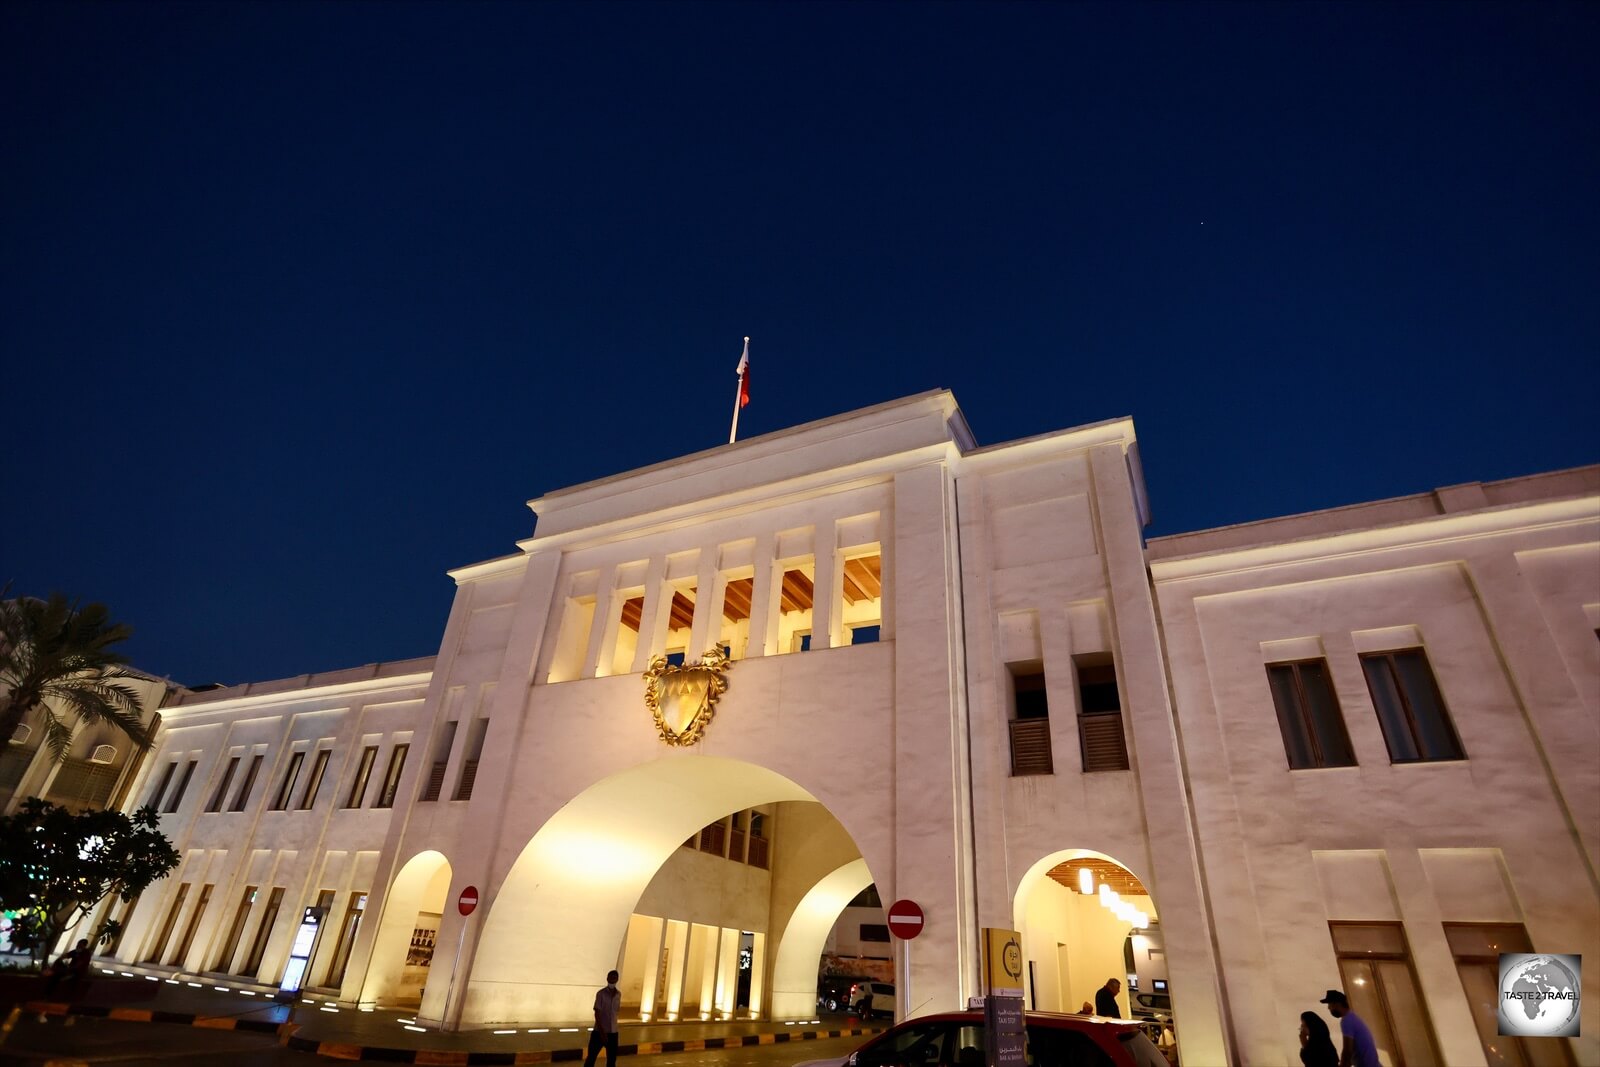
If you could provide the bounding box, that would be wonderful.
[1130,990,1171,1024]
[796,1008,1166,1067]
[851,980,896,1019]
[819,974,872,1013]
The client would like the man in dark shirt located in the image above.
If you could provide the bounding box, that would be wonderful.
[1094,977,1122,1018]
[583,969,622,1067]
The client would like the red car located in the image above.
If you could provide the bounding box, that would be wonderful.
[803,1009,1168,1067]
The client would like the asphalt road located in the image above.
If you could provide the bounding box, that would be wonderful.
[0,1014,865,1067]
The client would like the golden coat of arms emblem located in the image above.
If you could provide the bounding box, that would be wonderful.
[644,648,732,746]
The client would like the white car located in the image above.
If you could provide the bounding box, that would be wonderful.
[850,980,895,1018]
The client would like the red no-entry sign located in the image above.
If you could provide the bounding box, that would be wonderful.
[887,899,924,940]
[458,886,479,916]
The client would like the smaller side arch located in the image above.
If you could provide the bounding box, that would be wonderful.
[362,850,452,1008]
[768,858,873,1019]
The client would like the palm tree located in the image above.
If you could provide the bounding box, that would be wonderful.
[0,591,151,761]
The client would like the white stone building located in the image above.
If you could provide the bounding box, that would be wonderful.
[73,392,1596,1066]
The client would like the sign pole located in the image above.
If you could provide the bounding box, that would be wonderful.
[442,921,468,1032]
[442,886,480,1033]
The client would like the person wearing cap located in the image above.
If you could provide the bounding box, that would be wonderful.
[1319,989,1379,1067]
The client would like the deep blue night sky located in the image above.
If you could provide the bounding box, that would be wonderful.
[4,2,1596,687]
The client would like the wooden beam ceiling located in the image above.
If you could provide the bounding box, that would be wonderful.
[721,577,753,622]
[620,597,644,632]
[778,569,814,613]
[667,590,695,631]
[620,557,882,631]
[1045,858,1149,898]
[842,554,882,604]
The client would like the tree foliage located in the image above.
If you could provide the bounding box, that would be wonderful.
[0,590,151,759]
[0,798,179,962]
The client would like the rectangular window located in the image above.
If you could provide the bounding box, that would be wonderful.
[729,811,747,863]
[240,887,285,978]
[859,924,891,943]
[230,754,264,811]
[345,746,378,808]
[214,885,258,973]
[1077,659,1129,772]
[271,752,304,811]
[455,720,488,801]
[1008,666,1053,776]
[660,581,696,670]
[206,757,240,813]
[718,573,755,660]
[170,883,213,966]
[106,893,140,955]
[419,720,456,803]
[146,761,178,809]
[323,891,367,989]
[1443,923,1573,1067]
[611,587,649,676]
[547,594,597,683]
[144,882,189,963]
[1329,923,1441,1067]
[374,744,409,808]
[298,749,330,810]
[840,550,883,646]
[699,819,727,857]
[165,759,199,813]
[774,559,815,655]
[1360,649,1465,762]
[1267,659,1356,769]
[747,811,770,869]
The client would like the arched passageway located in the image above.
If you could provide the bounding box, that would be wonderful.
[1015,850,1167,1032]
[364,850,452,1008]
[768,858,873,1018]
[458,754,879,1026]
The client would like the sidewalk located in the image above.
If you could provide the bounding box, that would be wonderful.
[14,966,885,1064]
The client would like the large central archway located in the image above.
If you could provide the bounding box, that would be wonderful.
[459,752,878,1026]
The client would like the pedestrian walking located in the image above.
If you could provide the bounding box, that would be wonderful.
[1318,990,1379,1067]
[1298,1010,1338,1067]
[583,969,622,1067]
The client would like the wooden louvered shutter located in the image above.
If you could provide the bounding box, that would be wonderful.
[1009,719,1054,775]
[1079,713,1129,771]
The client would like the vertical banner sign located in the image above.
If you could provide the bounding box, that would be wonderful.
[983,927,1026,1067]
[276,906,329,1002]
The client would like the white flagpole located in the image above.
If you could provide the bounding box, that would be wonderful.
[729,336,750,444]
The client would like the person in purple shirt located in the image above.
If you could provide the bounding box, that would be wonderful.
[1319,989,1379,1067]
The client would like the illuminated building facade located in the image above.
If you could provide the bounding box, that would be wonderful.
[70,392,1596,1065]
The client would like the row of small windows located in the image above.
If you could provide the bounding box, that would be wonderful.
[549,547,884,683]
[1007,657,1130,776]
[1270,648,1464,768]
[144,712,493,818]
[131,880,367,990]
[145,740,411,817]
[1005,644,1465,777]
[683,809,771,869]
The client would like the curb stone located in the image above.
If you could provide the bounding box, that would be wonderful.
[20,1001,882,1064]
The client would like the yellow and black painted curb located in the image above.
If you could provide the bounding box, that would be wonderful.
[22,1001,883,1064]
[286,1025,883,1064]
